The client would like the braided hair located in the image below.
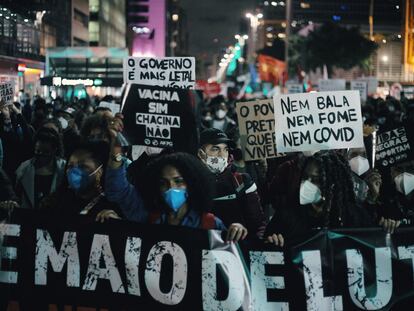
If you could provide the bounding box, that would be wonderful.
[303,151,358,227]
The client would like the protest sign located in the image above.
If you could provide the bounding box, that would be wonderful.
[376,125,413,168]
[236,99,281,161]
[286,83,303,94]
[274,90,364,152]
[358,76,378,95]
[98,101,120,114]
[3,209,414,311]
[123,57,196,89]
[0,81,14,107]
[351,80,368,101]
[318,79,346,92]
[121,84,197,151]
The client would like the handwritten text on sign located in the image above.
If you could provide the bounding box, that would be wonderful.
[0,81,14,106]
[236,99,281,161]
[274,91,364,152]
[124,57,196,89]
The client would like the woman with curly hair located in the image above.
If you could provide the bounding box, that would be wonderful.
[265,151,375,247]
[105,149,248,242]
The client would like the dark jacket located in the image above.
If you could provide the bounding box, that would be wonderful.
[212,166,267,239]
[0,112,34,180]
[0,168,18,202]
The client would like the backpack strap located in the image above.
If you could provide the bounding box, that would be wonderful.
[148,211,162,224]
[200,212,216,229]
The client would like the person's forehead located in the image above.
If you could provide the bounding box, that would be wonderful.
[205,143,228,149]
[161,165,182,178]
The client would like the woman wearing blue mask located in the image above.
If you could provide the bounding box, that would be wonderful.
[106,151,248,242]
[40,141,121,222]
[265,151,374,247]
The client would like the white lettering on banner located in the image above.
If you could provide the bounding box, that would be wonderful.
[136,113,181,128]
[250,251,289,311]
[302,250,343,311]
[0,223,20,284]
[82,234,125,293]
[376,127,411,167]
[125,237,142,296]
[138,89,180,102]
[202,250,246,311]
[35,230,80,287]
[274,91,364,152]
[346,248,392,309]
[144,241,188,305]
[124,57,196,89]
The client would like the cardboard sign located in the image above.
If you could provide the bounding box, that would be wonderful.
[286,83,303,94]
[121,84,197,150]
[99,101,120,114]
[351,81,368,101]
[376,126,413,167]
[236,99,282,161]
[318,79,346,92]
[123,57,196,89]
[274,90,364,152]
[0,81,14,106]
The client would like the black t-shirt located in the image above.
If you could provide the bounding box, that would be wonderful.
[34,174,54,209]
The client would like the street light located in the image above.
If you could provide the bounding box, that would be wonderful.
[243,34,249,39]
[235,34,241,40]
[172,14,179,22]
[382,55,389,62]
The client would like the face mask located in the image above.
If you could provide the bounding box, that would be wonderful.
[67,165,102,192]
[58,117,68,130]
[163,188,187,212]
[206,156,228,174]
[349,156,370,176]
[299,180,322,205]
[395,172,414,196]
[215,109,227,119]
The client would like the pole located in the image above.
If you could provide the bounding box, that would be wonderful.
[285,0,292,79]
[369,0,374,40]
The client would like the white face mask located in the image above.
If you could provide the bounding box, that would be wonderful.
[215,109,226,119]
[395,172,414,196]
[300,180,322,205]
[206,156,228,174]
[349,156,370,176]
[58,117,68,130]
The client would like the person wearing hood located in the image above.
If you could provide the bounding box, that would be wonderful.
[15,127,66,209]
[197,128,266,240]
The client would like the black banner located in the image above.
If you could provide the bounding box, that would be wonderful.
[121,84,197,151]
[2,210,414,310]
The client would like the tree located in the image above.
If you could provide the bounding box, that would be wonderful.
[289,22,378,77]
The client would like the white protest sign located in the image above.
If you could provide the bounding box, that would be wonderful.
[358,77,378,95]
[351,81,367,101]
[0,81,14,106]
[123,57,196,89]
[287,83,303,94]
[318,79,346,92]
[274,91,364,152]
[236,99,283,161]
[99,101,121,114]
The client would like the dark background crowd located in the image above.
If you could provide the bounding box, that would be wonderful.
[1,89,414,250]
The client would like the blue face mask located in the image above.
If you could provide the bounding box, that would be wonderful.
[67,165,102,192]
[163,188,187,212]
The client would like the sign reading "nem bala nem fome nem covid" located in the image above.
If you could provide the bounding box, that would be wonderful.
[274,91,364,153]
[3,209,414,310]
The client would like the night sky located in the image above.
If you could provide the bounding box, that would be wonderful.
[181,0,255,62]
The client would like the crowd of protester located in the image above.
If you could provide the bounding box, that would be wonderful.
[1,90,414,251]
